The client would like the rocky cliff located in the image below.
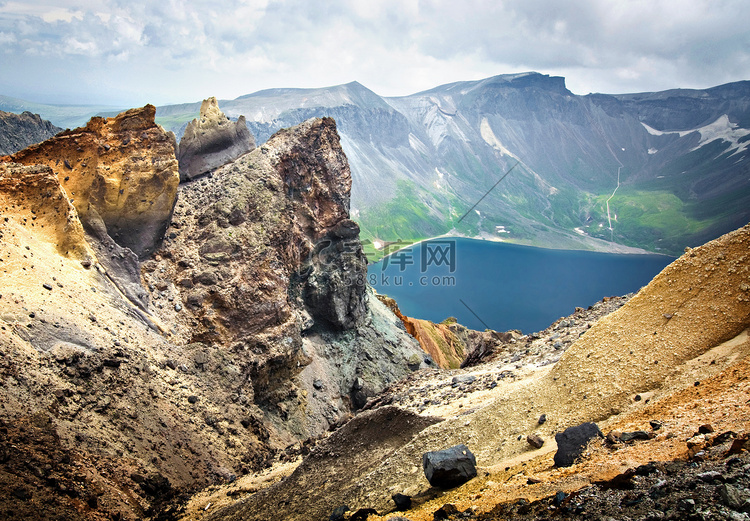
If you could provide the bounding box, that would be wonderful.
[0,109,425,520]
[147,116,426,440]
[5,105,180,259]
[177,97,255,181]
[0,110,60,155]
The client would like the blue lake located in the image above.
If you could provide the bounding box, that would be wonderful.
[368,238,674,334]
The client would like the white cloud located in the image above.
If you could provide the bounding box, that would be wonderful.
[0,0,748,105]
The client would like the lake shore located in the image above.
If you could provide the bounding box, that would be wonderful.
[373,230,666,262]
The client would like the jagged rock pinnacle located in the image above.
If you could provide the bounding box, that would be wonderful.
[177,96,256,181]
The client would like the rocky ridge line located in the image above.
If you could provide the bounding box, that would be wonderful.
[0,110,61,155]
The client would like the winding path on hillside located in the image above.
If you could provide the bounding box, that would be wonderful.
[605,165,622,238]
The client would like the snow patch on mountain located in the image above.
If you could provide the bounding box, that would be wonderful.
[480,117,519,160]
[642,115,750,157]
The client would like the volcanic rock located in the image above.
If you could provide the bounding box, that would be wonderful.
[526,433,545,449]
[177,97,255,181]
[0,113,424,520]
[554,422,604,467]
[392,493,412,511]
[0,162,93,260]
[422,444,478,488]
[6,105,179,258]
[146,117,423,440]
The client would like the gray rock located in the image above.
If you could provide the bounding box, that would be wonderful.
[422,444,477,488]
[720,484,746,510]
[177,97,256,181]
[0,110,60,155]
[554,422,604,467]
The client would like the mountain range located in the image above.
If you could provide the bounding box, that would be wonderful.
[3,72,749,255]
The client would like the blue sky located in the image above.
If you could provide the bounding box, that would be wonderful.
[0,0,748,106]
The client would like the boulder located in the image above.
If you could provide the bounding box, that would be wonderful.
[422,444,477,488]
[392,493,411,511]
[554,422,603,467]
[527,433,545,449]
[177,97,255,181]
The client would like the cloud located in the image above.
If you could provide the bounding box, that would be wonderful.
[0,0,748,106]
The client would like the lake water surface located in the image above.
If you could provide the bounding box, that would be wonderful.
[368,238,674,333]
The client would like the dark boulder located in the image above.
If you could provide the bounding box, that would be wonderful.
[422,444,477,488]
[554,422,603,467]
[392,493,412,511]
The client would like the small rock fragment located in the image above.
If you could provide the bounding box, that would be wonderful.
[350,508,378,521]
[329,505,349,521]
[433,504,459,520]
[527,433,544,449]
[719,483,746,510]
[620,431,651,442]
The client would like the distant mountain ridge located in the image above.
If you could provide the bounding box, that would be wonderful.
[167,73,750,255]
[0,110,60,155]
[4,73,749,255]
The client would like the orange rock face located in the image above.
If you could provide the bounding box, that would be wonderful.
[0,162,92,260]
[5,105,179,258]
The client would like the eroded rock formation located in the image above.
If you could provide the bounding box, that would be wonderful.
[177,97,255,181]
[0,158,276,519]
[0,162,93,260]
[146,117,424,440]
[6,105,179,258]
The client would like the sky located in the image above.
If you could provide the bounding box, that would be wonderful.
[0,0,748,107]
